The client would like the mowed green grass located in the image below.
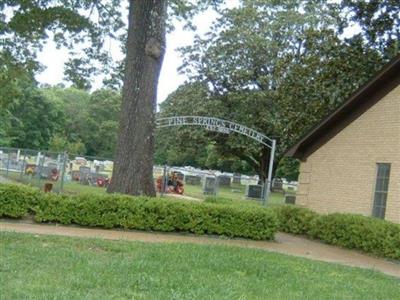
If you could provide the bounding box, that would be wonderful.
[63,180,285,204]
[1,232,399,299]
[179,183,284,204]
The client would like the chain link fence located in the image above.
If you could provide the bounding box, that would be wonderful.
[0,147,295,204]
[150,165,297,204]
[0,147,67,192]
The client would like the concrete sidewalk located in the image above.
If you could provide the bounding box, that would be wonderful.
[1,220,399,278]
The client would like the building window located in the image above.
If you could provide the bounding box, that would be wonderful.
[372,163,391,219]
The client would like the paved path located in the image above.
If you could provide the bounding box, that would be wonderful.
[1,220,399,278]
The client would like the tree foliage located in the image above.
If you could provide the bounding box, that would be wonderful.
[1,0,124,87]
[341,0,400,58]
[1,80,121,158]
[2,83,63,149]
[42,87,121,157]
[159,0,393,180]
[156,83,255,174]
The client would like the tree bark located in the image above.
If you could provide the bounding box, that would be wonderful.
[107,0,167,196]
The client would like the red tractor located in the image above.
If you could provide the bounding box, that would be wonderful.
[156,171,184,195]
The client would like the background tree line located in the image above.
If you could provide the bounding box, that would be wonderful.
[0,70,121,158]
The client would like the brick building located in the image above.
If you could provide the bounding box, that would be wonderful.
[286,55,400,223]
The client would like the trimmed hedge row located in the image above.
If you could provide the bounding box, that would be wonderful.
[0,184,278,240]
[1,183,399,259]
[309,213,400,260]
[0,184,42,218]
[273,205,400,260]
[272,205,318,235]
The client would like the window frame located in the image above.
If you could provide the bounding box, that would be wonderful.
[372,163,391,219]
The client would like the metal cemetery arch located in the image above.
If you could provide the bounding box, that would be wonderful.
[156,116,276,204]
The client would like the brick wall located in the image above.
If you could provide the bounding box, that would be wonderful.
[297,85,400,223]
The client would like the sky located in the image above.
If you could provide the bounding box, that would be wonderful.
[35,9,219,105]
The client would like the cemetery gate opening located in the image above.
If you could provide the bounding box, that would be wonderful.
[156,116,276,204]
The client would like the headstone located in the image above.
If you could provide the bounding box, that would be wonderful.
[185,175,201,185]
[232,173,241,184]
[79,166,91,174]
[80,174,90,185]
[0,157,6,169]
[246,185,263,199]
[8,158,20,171]
[88,173,102,186]
[285,194,296,204]
[79,166,91,185]
[203,176,217,195]
[271,178,283,192]
[39,166,52,179]
[174,171,184,181]
[217,175,231,187]
[71,170,80,181]
[47,162,58,170]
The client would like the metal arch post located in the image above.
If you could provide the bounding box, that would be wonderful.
[264,139,276,205]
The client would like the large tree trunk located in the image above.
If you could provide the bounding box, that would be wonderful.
[108,0,167,196]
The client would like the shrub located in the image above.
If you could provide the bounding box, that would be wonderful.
[272,204,400,260]
[272,205,318,234]
[309,213,400,260]
[0,184,42,218]
[2,183,399,259]
[32,192,278,240]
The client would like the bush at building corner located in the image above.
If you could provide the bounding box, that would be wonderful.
[309,213,400,260]
[273,204,400,260]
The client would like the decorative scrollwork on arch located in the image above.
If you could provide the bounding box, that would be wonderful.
[156,116,274,148]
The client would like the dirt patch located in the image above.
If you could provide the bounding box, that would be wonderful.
[1,220,399,278]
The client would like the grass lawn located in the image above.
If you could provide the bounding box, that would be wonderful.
[1,232,399,299]
[64,181,285,204]
[173,183,284,204]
